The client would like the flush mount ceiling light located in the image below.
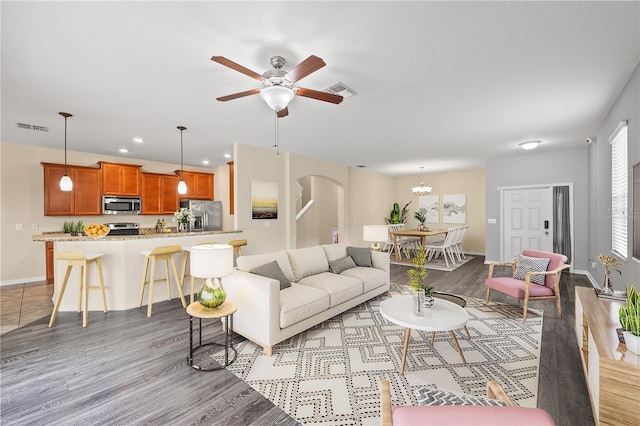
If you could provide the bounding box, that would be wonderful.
[412,166,432,196]
[177,126,187,195]
[58,112,73,191]
[519,140,541,150]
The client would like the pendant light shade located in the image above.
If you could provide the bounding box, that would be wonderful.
[260,86,294,112]
[177,126,187,195]
[59,112,73,191]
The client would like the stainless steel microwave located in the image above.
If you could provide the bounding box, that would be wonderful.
[102,196,141,215]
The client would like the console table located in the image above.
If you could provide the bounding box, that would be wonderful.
[574,287,640,425]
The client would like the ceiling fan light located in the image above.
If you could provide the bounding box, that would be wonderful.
[519,140,541,150]
[59,175,73,191]
[177,180,187,195]
[260,86,294,111]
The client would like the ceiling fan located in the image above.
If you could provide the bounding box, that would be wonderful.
[211,55,343,118]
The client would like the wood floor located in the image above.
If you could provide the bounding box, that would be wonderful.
[0,256,594,425]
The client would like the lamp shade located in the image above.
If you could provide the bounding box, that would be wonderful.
[260,86,294,111]
[190,244,234,279]
[363,225,389,243]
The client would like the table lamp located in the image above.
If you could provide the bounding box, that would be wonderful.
[190,244,233,308]
[363,225,389,252]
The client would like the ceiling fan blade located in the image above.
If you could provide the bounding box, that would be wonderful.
[277,107,289,118]
[216,89,261,102]
[295,88,343,104]
[285,55,326,83]
[211,56,265,81]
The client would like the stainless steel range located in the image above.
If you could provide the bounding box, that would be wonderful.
[104,222,140,236]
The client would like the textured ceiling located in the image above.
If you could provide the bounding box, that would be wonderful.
[2,1,639,176]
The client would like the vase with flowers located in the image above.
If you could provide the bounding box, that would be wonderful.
[174,207,195,232]
[408,244,435,315]
[593,253,623,295]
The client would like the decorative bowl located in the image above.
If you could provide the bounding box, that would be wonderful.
[84,224,110,239]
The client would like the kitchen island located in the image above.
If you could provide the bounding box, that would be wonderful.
[32,230,244,312]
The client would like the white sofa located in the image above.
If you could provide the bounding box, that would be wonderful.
[222,243,390,355]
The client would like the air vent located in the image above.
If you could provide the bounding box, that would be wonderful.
[16,122,49,132]
[324,81,357,98]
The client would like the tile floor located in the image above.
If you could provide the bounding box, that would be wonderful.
[0,281,53,335]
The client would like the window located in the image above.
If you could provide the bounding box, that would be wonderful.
[610,120,628,259]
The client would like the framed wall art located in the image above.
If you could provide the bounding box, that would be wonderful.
[419,195,440,223]
[251,180,278,220]
[442,194,466,224]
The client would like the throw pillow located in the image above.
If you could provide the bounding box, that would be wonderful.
[347,246,372,267]
[329,256,357,274]
[249,260,292,290]
[414,386,507,407]
[513,255,551,285]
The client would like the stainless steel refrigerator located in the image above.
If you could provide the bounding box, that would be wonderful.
[179,200,222,231]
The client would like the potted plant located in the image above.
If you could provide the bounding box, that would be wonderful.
[619,286,640,354]
[414,209,428,231]
[386,201,411,224]
[408,244,435,313]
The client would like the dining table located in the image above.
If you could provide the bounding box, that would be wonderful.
[390,229,448,261]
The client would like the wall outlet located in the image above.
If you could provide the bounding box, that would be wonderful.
[15,224,22,230]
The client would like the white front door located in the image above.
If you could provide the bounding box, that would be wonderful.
[502,186,553,260]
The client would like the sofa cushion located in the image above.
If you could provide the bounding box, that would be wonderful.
[249,260,291,290]
[341,266,388,293]
[329,256,357,274]
[513,254,550,285]
[347,246,372,267]
[287,246,330,282]
[322,243,349,262]
[237,251,295,283]
[298,272,363,307]
[280,284,330,328]
[414,386,507,406]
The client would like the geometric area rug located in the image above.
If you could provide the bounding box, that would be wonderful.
[213,284,543,426]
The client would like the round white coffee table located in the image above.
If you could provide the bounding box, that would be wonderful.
[380,295,469,373]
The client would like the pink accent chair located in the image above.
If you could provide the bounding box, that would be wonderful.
[380,380,554,426]
[485,249,570,320]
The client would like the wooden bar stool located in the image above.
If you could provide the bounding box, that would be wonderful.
[49,251,107,328]
[139,245,187,317]
[180,241,218,304]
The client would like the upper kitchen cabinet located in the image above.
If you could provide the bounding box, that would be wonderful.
[141,172,179,214]
[42,163,102,216]
[99,162,142,196]
[177,170,214,200]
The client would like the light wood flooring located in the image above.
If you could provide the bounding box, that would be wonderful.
[0,256,594,425]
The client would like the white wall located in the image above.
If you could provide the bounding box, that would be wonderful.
[588,63,640,290]
[0,142,230,284]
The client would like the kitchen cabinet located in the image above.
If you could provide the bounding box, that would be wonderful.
[42,163,102,216]
[177,170,214,200]
[141,172,179,214]
[228,161,234,215]
[99,162,142,196]
[46,241,54,284]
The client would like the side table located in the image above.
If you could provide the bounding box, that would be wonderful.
[186,301,238,371]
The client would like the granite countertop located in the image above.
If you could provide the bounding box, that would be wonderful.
[32,229,242,242]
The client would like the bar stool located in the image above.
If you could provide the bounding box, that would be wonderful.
[227,239,247,265]
[179,241,218,304]
[49,251,107,328]
[139,245,187,317]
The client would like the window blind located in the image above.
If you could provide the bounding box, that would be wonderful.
[610,121,628,259]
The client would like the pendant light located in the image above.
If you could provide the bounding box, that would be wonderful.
[412,166,432,196]
[177,126,187,195]
[59,112,73,191]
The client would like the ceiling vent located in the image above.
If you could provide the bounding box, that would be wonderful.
[16,122,48,132]
[324,82,357,98]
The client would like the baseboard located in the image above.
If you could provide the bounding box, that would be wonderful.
[0,276,46,287]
